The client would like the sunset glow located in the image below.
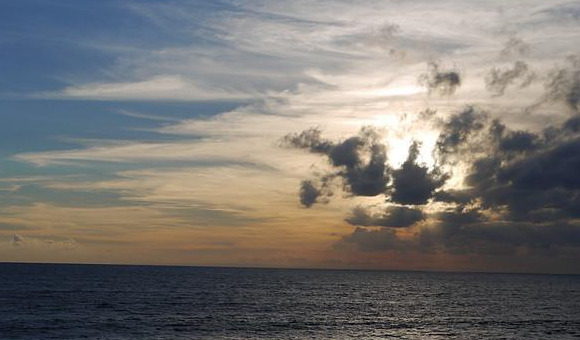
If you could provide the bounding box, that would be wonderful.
[1,0,580,275]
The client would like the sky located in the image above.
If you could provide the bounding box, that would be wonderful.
[1,0,580,274]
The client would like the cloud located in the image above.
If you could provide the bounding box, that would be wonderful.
[117,109,181,122]
[43,0,554,105]
[280,128,333,154]
[496,127,542,153]
[418,62,461,96]
[283,128,446,212]
[331,131,389,197]
[338,214,580,256]
[366,22,400,47]
[0,184,21,193]
[422,219,580,256]
[345,205,424,228]
[431,107,580,226]
[354,22,406,57]
[53,75,255,101]
[335,227,405,252]
[282,127,390,205]
[499,138,580,191]
[9,233,79,250]
[388,141,447,205]
[11,234,26,247]
[330,92,580,258]
[500,37,531,59]
[485,61,536,96]
[543,55,580,112]
[299,180,322,208]
[435,106,488,162]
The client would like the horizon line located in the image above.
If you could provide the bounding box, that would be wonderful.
[1,261,578,276]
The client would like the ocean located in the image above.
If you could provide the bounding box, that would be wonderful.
[0,263,578,339]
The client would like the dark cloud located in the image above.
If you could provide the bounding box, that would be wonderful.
[338,208,482,254]
[421,220,580,256]
[335,227,405,252]
[337,141,388,197]
[435,106,488,161]
[432,189,473,205]
[284,128,446,206]
[485,61,536,96]
[487,119,542,155]
[436,108,580,224]
[389,141,447,205]
[328,137,364,168]
[298,175,334,208]
[338,213,580,256]
[280,127,333,154]
[499,137,580,191]
[345,205,424,228]
[284,58,580,262]
[282,127,389,205]
[336,103,580,258]
[497,130,541,153]
[563,116,580,133]
[543,116,580,142]
[418,62,461,96]
[324,127,389,197]
[299,180,321,208]
[544,56,580,112]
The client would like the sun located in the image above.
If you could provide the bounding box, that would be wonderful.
[385,134,437,169]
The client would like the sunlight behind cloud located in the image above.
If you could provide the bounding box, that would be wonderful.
[351,85,426,98]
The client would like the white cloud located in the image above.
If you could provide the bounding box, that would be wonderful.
[52,75,255,101]
[0,184,21,192]
[45,0,578,104]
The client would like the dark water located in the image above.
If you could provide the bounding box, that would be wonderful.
[1,263,579,340]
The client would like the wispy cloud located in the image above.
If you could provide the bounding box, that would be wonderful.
[48,75,256,101]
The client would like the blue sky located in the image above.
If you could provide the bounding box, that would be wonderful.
[1,0,580,273]
[0,0,243,168]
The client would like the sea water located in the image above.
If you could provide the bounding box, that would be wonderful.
[0,263,578,339]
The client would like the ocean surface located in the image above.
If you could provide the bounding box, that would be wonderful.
[0,263,579,340]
